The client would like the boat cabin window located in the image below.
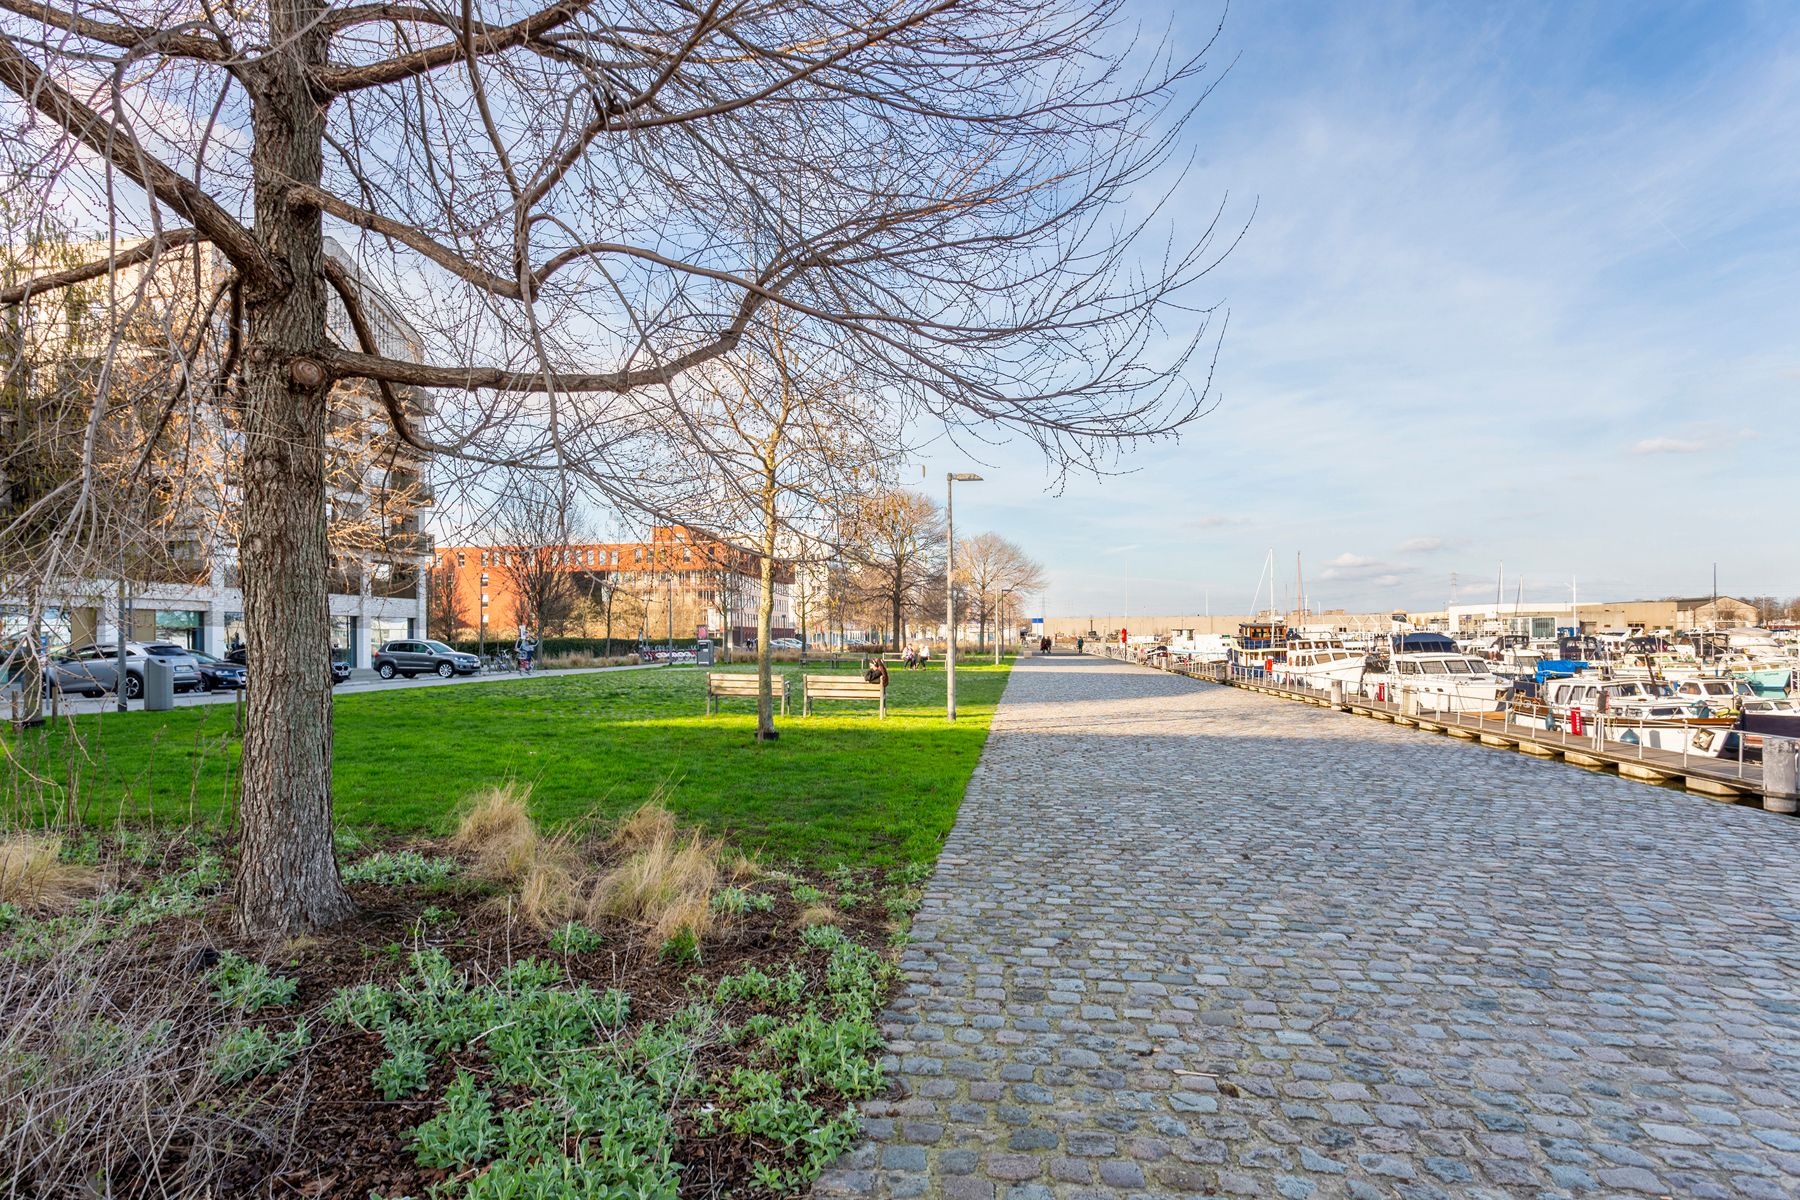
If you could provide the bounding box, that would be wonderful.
[1444,659,1471,674]
[1419,660,1446,674]
[1398,661,1419,674]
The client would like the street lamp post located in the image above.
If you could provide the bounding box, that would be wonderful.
[945,471,983,722]
[996,587,1015,666]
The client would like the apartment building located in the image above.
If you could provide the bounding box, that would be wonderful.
[1,236,435,667]
[435,525,795,647]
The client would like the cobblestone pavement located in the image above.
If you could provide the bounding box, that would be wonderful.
[816,653,1800,1200]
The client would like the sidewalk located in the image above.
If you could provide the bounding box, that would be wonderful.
[819,653,1800,1199]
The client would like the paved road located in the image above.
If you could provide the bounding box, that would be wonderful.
[9,661,659,718]
[819,653,1800,1199]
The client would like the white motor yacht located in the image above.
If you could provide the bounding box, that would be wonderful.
[1359,633,1509,713]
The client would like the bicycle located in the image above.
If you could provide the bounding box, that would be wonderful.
[483,651,516,674]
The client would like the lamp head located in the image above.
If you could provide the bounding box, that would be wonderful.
[948,472,984,482]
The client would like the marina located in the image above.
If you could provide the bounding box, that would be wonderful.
[1103,632,1798,811]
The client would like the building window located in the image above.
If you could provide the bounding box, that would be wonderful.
[480,572,489,585]
[610,550,618,565]
[634,548,643,563]
[456,552,466,567]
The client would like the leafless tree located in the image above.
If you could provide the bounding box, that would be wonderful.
[0,0,1234,934]
[957,531,1047,649]
[845,489,946,651]
[427,554,469,639]
[490,481,576,637]
[677,315,889,737]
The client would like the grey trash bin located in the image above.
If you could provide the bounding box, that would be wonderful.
[141,655,175,711]
[696,639,715,667]
[1764,736,1799,815]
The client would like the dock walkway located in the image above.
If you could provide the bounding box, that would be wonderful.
[818,652,1800,1200]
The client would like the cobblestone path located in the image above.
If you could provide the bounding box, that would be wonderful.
[817,653,1800,1200]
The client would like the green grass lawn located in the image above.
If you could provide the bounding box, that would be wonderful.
[2,660,1014,868]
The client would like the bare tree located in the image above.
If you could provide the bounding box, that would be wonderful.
[680,316,887,738]
[490,482,576,638]
[0,0,1232,934]
[427,555,469,639]
[846,490,946,651]
[957,532,1047,649]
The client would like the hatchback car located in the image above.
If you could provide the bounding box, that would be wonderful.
[372,639,480,679]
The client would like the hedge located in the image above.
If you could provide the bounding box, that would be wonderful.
[447,635,706,656]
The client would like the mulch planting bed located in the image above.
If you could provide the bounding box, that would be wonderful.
[0,831,911,1200]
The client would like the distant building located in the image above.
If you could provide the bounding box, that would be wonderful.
[1445,596,1759,637]
[1,237,435,665]
[435,525,794,647]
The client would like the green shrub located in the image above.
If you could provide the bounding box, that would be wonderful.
[211,1020,309,1083]
[412,1071,501,1169]
[207,952,298,1011]
[548,922,603,955]
[658,927,700,966]
[711,886,775,915]
[715,965,807,1009]
[343,849,458,886]
[789,883,827,907]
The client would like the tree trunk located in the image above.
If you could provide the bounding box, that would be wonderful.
[754,471,779,741]
[890,583,903,653]
[234,0,355,938]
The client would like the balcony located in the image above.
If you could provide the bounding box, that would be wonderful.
[384,531,435,557]
[371,568,421,599]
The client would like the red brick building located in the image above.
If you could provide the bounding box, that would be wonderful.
[433,526,794,645]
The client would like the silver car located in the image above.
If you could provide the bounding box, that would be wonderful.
[57,642,204,699]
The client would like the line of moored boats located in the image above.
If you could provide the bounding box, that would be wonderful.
[1137,620,1800,761]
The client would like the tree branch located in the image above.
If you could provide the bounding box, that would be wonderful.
[0,229,200,305]
[0,0,231,63]
[317,329,745,395]
[288,182,521,298]
[314,0,595,95]
[0,36,275,287]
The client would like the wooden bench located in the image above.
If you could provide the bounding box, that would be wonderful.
[705,672,790,716]
[802,674,887,719]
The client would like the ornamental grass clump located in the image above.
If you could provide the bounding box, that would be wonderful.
[0,834,102,909]
[586,829,719,943]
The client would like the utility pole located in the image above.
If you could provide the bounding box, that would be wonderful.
[996,587,1015,666]
[945,472,983,721]
[115,573,129,712]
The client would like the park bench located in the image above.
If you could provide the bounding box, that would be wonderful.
[705,672,790,716]
[802,673,887,719]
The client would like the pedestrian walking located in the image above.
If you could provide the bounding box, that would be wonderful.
[516,627,538,674]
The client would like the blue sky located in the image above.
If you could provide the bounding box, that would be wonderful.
[919,0,1800,618]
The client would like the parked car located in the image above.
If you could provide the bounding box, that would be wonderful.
[770,637,804,650]
[225,645,354,685]
[372,639,480,679]
[56,642,204,699]
[184,648,248,692]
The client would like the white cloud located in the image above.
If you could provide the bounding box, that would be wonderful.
[1630,436,1707,455]
[1398,537,1444,553]
[1329,553,1378,568]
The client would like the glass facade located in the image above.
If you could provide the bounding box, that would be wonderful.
[332,615,355,663]
[153,609,203,649]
